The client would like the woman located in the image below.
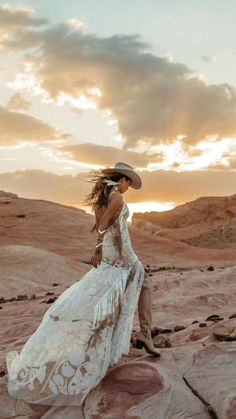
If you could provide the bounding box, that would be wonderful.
[6,162,157,407]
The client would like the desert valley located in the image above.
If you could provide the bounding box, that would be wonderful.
[0,190,236,419]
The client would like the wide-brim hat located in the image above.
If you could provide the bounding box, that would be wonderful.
[101,162,142,189]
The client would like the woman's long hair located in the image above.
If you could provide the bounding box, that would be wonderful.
[83,170,130,211]
[83,170,131,232]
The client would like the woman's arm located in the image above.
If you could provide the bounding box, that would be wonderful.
[90,192,123,267]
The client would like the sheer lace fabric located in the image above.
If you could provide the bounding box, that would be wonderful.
[6,202,145,406]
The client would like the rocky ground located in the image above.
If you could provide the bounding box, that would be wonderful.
[131,194,236,249]
[0,190,236,418]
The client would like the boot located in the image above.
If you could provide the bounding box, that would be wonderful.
[136,333,161,356]
[136,273,161,356]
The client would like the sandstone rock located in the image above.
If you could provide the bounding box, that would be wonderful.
[184,343,236,418]
[84,360,210,418]
[46,297,58,304]
[174,325,186,332]
[132,194,236,249]
[0,194,236,418]
[0,245,86,298]
[213,323,236,341]
[151,327,172,336]
[0,190,18,198]
[153,335,172,348]
[17,294,28,301]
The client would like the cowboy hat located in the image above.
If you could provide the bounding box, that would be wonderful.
[101,162,142,189]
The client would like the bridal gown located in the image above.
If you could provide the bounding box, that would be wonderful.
[6,201,145,406]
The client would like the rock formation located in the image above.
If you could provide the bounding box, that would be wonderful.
[0,191,236,418]
[132,194,236,249]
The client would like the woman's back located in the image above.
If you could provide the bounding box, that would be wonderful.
[94,189,124,230]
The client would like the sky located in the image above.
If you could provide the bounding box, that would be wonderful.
[0,0,236,219]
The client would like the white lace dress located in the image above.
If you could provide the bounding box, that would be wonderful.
[6,202,145,406]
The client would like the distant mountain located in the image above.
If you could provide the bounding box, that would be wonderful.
[1,190,235,272]
[131,194,236,249]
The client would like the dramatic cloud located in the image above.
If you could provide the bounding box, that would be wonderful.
[7,92,31,112]
[0,106,67,145]
[0,4,47,51]
[0,168,235,207]
[57,142,163,167]
[5,23,236,150]
[208,157,236,171]
[0,4,47,30]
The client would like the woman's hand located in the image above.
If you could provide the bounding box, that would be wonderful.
[89,247,102,267]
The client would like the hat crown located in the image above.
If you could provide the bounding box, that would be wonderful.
[113,162,134,171]
[101,161,142,189]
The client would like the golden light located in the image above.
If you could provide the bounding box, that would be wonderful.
[138,136,234,172]
[126,201,175,222]
[112,134,124,143]
[8,63,53,102]
[66,18,84,30]
[107,119,117,127]
[57,88,101,110]
[79,201,176,223]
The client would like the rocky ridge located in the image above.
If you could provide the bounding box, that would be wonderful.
[131,194,236,249]
[0,191,235,418]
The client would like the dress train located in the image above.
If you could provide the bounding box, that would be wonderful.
[6,202,144,406]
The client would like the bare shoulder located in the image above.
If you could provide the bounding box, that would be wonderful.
[108,190,123,207]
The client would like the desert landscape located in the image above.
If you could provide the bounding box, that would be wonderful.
[132,194,236,249]
[2,0,236,417]
[0,189,236,418]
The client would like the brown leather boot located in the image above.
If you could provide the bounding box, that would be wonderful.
[136,273,161,357]
[136,333,161,356]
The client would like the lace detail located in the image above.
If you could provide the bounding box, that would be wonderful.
[6,202,144,406]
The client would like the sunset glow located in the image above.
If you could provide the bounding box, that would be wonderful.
[125,201,176,222]
[79,200,176,223]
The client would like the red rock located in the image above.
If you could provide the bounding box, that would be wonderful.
[0,193,235,418]
[84,359,209,418]
[132,194,236,249]
[184,343,236,417]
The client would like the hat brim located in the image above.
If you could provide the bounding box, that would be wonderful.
[101,168,142,189]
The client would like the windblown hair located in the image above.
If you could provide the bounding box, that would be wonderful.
[83,170,131,233]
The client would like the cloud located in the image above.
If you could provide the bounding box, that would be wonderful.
[7,92,31,111]
[0,106,67,145]
[57,142,163,167]
[0,168,235,206]
[0,4,47,51]
[228,159,236,169]
[0,169,89,205]
[208,158,236,171]
[1,11,236,164]
[5,23,236,151]
[202,49,236,63]
[0,4,47,30]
